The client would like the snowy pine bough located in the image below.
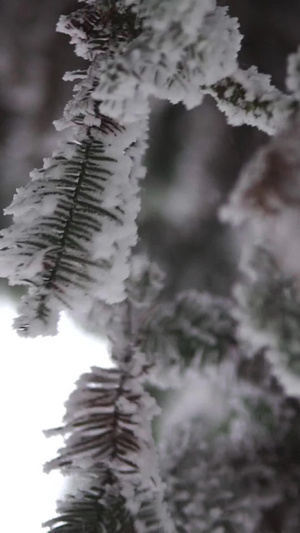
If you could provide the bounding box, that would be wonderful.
[2,0,300,532]
[0,2,297,335]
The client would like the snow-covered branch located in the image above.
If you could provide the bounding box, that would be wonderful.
[0,2,148,336]
[204,67,299,135]
[44,354,173,533]
[139,290,237,387]
[2,0,298,337]
[221,97,300,395]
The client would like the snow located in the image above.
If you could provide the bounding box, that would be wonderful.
[93,3,241,120]
[42,345,173,532]
[207,67,294,134]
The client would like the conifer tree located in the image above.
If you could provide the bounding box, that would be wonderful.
[1,1,300,532]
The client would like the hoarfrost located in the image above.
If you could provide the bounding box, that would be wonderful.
[206,67,295,134]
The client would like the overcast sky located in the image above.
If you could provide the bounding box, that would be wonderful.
[0,299,111,533]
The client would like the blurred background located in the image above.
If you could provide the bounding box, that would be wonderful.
[0,1,300,531]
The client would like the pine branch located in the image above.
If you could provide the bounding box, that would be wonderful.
[0,1,148,336]
[45,365,145,473]
[164,7,242,109]
[221,117,300,395]
[43,470,137,533]
[89,2,298,135]
[93,4,242,119]
[0,122,147,336]
[203,67,299,135]
[232,248,300,397]
[2,0,298,337]
[44,358,174,533]
[139,290,237,386]
[3,2,300,533]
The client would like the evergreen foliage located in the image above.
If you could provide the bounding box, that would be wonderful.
[140,290,237,385]
[2,0,300,532]
[0,1,148,336]
[161,363,300,533]
[43,361,173,533]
